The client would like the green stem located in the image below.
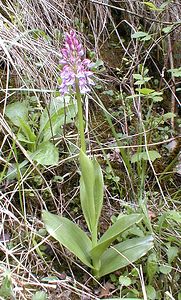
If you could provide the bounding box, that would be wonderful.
[75,79,86,153]
[92,226,99,276]
[91,225,97,248]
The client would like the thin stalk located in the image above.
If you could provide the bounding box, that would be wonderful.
[91,225,97,248]
[137,120,152,233]
[75,79,86,153]
[91,224,100,277]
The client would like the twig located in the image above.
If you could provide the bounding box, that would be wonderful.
[90,0,177,25]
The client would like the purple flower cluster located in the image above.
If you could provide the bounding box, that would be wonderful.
[59,30,94,95]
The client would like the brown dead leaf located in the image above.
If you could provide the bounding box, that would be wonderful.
[99,281,115,298]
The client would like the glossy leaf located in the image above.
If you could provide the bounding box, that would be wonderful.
[168,67,181,78]
[79,179,90,231]
[92,157,104,227]
[167,246,178,264]
[17,132,36,144]
[131,150,161,163]
[19,118,36,143]
[136,88,155,95]
[6,160,28,181]
[42,211,93,268]
[166,211,181,223]
[158,211,181,236]
[0,270,13,298]
[149,92,163,102]
[143,1,161,11]
[91,214,143,261]
[147,252,158,284]
[5,101,28,127]
[145,285,156,300]
[32,141,59,165]
[98,236,154,277]
[131,31,152,41]
[159,265,172,274]
[80,151,104,232]
[162,25,174,34]
[80,151,95,232]
[161,112,175,122]
[119,275,132,286]
[131,31,149,39]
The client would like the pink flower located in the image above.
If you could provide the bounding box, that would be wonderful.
[59,30,94,95]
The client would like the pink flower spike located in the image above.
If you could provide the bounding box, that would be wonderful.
[59,30,94,95]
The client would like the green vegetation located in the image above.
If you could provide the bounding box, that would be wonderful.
[0,0,180,299]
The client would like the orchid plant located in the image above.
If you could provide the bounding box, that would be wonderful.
[42,30,153,279]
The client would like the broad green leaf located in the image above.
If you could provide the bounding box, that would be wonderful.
[143,2,161,11]
[6,160,28,180]
[167,211,181,223]
[131,31,149,39]
[167,246,178,264]
[151,96,163,102]
[79,153,104,234]
[119,275,132,286]
[80,151,95,232]
[149,91,163,102]
[133,74,143,80]
[146,285,156,300]
[31,29,50,41]
[133,74,152,85]
[17,132,36,144]
[159,265,172,274]
[136,88,155,95]
[162,25,174,34]
[168,67,181,78]
[135,78,152,85]
[158,211,181,232]
[144,150,161,162]
[123,225,144,238]
[155,113,175,127]
[5,101,28,127]
[91,214,142,262]
[18,118,36,143]
[42,211,93,268]
[98,236,154,277]
[39,96,77,141]
[141,35,152,41]
[102,90,114,96]
[92,59,104,70]
[80,177,91,231]
[0,270,13,298]
[161,112,175,122]
[147,252,158,284]
[131,150,161,163]
[32,141,59,165]
[160,1,171,10]
[93,158,104,227]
